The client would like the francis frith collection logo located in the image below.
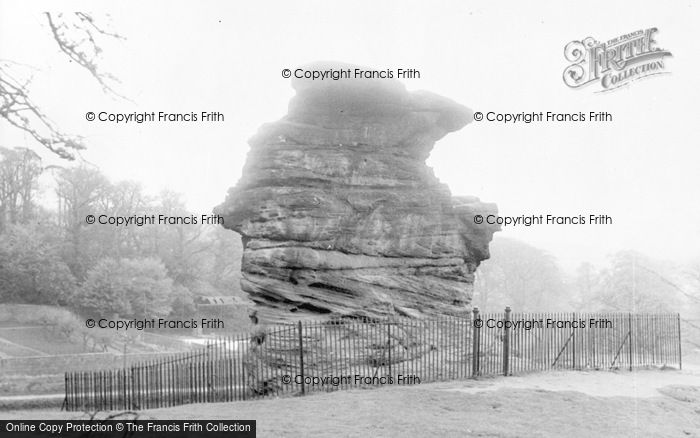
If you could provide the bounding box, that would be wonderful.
[563,28,672,92]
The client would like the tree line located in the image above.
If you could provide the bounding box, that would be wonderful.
[0,146,244,320]
[1,146,698,326]
[473,236,700,317]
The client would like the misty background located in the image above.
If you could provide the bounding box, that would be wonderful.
[0,2,699,339]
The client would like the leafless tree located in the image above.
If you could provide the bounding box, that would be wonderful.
[0,147,42,232]
[0,13,125,160]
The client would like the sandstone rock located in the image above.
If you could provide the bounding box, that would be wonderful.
[215,62,499,323]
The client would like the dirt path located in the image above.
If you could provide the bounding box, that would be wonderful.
[0,336,47,356]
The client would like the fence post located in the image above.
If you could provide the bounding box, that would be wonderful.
[129,366,134,410]
[572,312,576,370]
[503,306,511,376]
[628,313,633,371]
[472,307,480,377]
[677,313,682,370]
[64,372,69,411]
[298,320,305,395]
[387,319,392,378]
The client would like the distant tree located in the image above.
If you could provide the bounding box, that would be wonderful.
[593,251,681,312]
[682,260,700,345]
[0,147,42,232]
[572,262,600,310]
[0,155,247,313]
[51,308,82,341]
[89,179,151,260]
[683,259,700,307]
[169,284,196,319]
[0,222,76,304]
[77,257,173,318]
[145,190,218,295]
[54,165,111,278]
[473,237,567,311]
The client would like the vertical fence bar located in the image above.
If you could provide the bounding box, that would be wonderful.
[434,317,438,381]
[651,313,656,366]
[440,317,445,380]
[572,312,576,370]
[238,333,244,401]
[228,336,234,400]
[387,319,392,380]
[64,372,69,411]
[95,370,99,411]
[503,307,511,376]
[80,371,85,411]
[662,314,666,365]
[661,314,665,367]
[427,318,433,382]
[472,307,480,377]
[628,313,633,371]
[670,314,674,366]
[423,319,428,382]
[298,320,305,395]
[438,317,443,380]
[641,314,646,366]
[175,355,180,406]
[662,314,668,366]
[351,320,358,389]
[457,317,463,379]
[651,313,655,366]
[677,313,682,370]
[662,313,665,366]
[452,315,457,379]
[109,369,113,411]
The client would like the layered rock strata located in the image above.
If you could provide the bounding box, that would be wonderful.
[215,62,499,323]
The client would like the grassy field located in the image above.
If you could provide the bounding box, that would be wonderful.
[0,327,90,355]
[0,304,254,359]
[0,304,252,398]
[2,368,699,437]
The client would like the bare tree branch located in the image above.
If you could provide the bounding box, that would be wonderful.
[0,13,127,160]
[0,66,85,160]
[44,12,127,99]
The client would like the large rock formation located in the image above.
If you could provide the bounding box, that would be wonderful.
[215,62,499,323]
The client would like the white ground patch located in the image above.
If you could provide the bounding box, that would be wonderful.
[435,365,700,398]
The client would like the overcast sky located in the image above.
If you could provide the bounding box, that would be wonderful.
[1,0,698,271]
